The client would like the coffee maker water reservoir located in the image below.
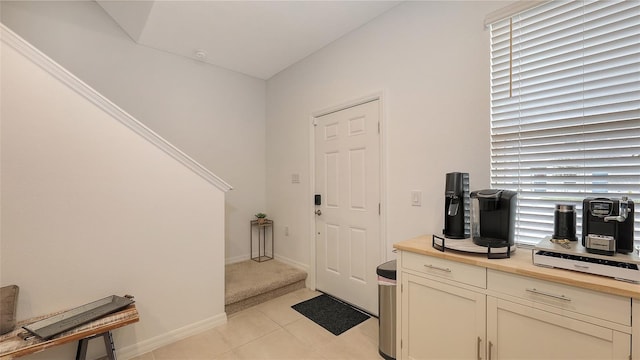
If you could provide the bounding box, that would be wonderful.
[444,172,470,239]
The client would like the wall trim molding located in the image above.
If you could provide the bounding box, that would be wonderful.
[225,254,309,274]
[274,255,311,289]
[0,24,232,192]
[117,312,227,359]
[225,255,250,265]
[274,254,309,273]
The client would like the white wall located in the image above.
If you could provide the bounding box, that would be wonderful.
[266,1,505,269]
[1,31,226,359]
[0,0,266,263]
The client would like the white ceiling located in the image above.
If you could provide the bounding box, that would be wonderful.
[97,0,401,80]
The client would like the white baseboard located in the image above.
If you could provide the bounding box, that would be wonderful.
[225,254,312,288]
[225,254,250,264]
[274,255,310,273]
[274,255,312,289]
[118,312,227,359]
[225,254,310,274]
[269,255,312,290]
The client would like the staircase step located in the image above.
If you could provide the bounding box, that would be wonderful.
[225,260,307,315]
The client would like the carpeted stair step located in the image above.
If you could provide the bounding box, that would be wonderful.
[225,260,307,314]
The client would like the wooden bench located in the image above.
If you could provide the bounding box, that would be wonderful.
[0,305,139,360]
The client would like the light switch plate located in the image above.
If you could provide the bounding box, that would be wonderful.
[411,190,422,206]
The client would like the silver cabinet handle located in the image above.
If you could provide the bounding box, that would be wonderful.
[424,264,452,273]
[526,288,571,302]
[477,337,482,360]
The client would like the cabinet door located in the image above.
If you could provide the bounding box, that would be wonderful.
[487,297,630,360]
[401,273,486,360]
[633,299,640,360]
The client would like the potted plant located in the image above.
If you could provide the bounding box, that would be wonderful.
[255,213,268,224]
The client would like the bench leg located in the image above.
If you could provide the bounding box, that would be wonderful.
[103,331,117,360]
[75,331,117,360]
[75,338,89,360]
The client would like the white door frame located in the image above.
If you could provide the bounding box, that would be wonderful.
[307,92,387,291]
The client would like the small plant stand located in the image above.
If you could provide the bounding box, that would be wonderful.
[250,219,274,262]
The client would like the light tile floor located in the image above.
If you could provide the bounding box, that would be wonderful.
[131,288,381,360]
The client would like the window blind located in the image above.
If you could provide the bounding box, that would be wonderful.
[489,0,640,246]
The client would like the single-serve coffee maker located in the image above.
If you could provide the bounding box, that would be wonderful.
[443,172,470,239]
[582,197,635,255]
[470,189,517,247]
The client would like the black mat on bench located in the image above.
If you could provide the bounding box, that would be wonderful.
[291,294,370,335]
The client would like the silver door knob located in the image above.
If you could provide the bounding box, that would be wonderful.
[315,209,322,216]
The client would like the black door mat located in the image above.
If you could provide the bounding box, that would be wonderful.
[291,294,370,335]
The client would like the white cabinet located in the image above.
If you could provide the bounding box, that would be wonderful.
[401,273,486,360]
[487,297,630,360]
[487,269,630,326]
[486,269,631,359]
[633,299,640,360]
[402,251,486,288]
[398,252,487,359]
[397,250,633,360]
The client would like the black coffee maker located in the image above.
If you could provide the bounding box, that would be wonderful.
[470,189,517,247]
[582,197,635,255]
[443,172,470,239]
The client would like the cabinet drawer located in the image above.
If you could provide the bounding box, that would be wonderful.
[488,269,630,326]
[402,251,486,288]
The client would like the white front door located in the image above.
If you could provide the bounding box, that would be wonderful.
[314,99,381,315]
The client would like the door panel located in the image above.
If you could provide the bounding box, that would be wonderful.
[349,227,367,282]
[325,224,340,272]
[315,100,380,315]
[349,148,366,208]
[325,152,339,206]
[487,297,630,360]
[402,273,486,360]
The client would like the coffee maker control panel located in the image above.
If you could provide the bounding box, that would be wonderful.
[590,200,614,216]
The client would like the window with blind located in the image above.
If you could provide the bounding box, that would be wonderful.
[489,0,640,246]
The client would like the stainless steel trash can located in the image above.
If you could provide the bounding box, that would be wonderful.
[377,260,396,360]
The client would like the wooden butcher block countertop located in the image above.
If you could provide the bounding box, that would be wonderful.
[394,235,640,299]
[0,305,138,359]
